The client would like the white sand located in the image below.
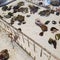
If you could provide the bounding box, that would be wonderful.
[0,26,33,60]
[0,0,60,59]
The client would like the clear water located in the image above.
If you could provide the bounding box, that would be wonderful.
[0,0,7,4]
[44,0,51,6]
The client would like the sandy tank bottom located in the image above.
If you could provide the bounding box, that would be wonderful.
[0,26,33,60]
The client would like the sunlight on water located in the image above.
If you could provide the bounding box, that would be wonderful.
[44,0,51,6]
[0,0,7,4]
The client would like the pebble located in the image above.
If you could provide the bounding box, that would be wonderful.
[18,22,21,25]
[45,21,50,25]
[26,15,31,17]
[22,21,26,24]
[50,27,58,33]
[39,32,44,36]
[4,15,11,18]
[52,21,57,24]
[18,28,22,31]
[59,21,60,24]
[56,12,60,16]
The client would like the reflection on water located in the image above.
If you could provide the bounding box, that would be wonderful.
[0,0,16,7]
[0,0,7,4]
[44,0,51,6]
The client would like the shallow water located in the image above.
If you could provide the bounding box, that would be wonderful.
[0,26,33,60]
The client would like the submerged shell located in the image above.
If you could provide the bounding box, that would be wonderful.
[50,27,58,33]
[0,49,9,60]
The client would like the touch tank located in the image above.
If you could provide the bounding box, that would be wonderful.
[0,0,60,60]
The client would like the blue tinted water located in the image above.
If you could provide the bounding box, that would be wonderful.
[44,0,51,6]
[0,0,7,4]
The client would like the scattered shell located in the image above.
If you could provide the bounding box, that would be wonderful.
[4,12,13,18]
[2,6,8,11]
[18,22,21,25]
[45,21,50,25]
[22,21,26,24]
[40,24,48,32]
[4,15,11,18]
[8,12,13,16]
[26,15,31,17]
[48,38,53,44]
[52,21,57,24]
[0,15,3,19]
[18,7,28,13]
[13,5,19,9]
[50,27,58,33]
[0,49,9,60]
[10,15,25,25]
[7,6,12,10]
[15,15,25,22]
[35,19,48,32]
[29,5,39,14]
[39,10,50,16]
[17,1,24,7]
[18,28,22,32]
[59,21,60,24]
[48,38,57,49]
[50,10,55,14]
[55,33,60,40]
[39,32,44,36]
[51,1,60,6]
[10,17,16,25]
[56,12,60,16]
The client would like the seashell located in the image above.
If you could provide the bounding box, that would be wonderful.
[50,27,58,33]
[0,49,9,60]
[55,33,60,40]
